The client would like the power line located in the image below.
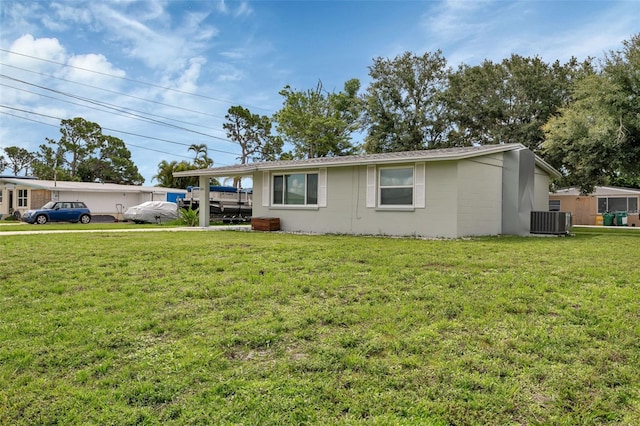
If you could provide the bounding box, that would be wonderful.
[0,48,273,111]
[0,62,229,120]
[0,105,241,157]
[0,110,192,160]
[0,78,230,135]
[1,77,236,144]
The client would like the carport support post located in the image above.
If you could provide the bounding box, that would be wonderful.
[198,176,210,227]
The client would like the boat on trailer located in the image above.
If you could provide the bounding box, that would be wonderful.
[177,186,252,219]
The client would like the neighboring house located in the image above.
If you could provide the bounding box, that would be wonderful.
[549,186,640,227]
[174,143,560,238]
[0,176,186,220]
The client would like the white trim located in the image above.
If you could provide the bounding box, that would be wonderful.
[366,165,376,208]
[262,171,270,207]
[378,166,414,208]
[414,162,425,208]
[318,168,327,208]
[271,171,319,206]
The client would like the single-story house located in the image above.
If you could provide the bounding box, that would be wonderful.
[549,186,640,227]
[174,143,561,238]
[0,176,186,220]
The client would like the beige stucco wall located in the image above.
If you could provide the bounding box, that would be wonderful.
[549,193,640,227]
[252,155,517,238]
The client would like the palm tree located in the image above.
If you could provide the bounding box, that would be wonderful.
[188,144,207,160]
[188,144,213,169]
[153,160,178,187]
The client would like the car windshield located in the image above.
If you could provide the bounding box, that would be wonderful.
[41,202,56,209]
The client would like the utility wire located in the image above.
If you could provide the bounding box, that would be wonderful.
[0,105,241,157]
[0,110,201,160]
[1,77,235,144]
[0,62,228,120]
[0,48,273,112]
[1,110,234,165]
[0,79,230,135]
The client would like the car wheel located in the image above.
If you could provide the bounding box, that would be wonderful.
[80,214,91,224]
[35,214,48,225]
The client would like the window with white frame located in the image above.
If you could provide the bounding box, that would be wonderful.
[17,189,28,207]
[549,199,561,211]
[379,167,414,206]
[272,173,318,205]
[597,197,639,214]
[0,189,3,203]
[366,163,425,209]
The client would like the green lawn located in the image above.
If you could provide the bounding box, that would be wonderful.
[1,229,638,425]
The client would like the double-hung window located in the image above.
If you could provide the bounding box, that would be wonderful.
[379,167,414,206]
[17,189,28,208]
[366,163,425,209]
[272,173,318,205]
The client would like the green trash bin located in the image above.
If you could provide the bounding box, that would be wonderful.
[603,212,614,226]
[615,211,628,226]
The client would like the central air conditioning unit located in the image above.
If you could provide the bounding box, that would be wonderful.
[530,211,572,235]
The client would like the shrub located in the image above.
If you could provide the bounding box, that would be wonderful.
[179,207,199,226]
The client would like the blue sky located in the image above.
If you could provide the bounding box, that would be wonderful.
[1,0,638,186]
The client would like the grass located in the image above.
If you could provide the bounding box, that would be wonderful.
[0,219,245,232]
[1,228,639,425]
[0,220,167,232]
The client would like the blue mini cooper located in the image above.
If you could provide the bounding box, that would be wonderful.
[21,201,92,225]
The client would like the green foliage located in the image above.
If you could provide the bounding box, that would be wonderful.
[224,105,283,163]
[274,79,364,158]
[153,160,219,188]
[363,51,450,153]
[0,229,639,424]
[35,117,144,184]
[543,34,640,193]
[445,55,591,153]
[188,144,214,169]
[2,146,35,175]
[154,145,221,188]
[179,207,199,226]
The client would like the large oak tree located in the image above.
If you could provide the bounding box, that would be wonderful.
[445,55,591,153]
[363,51,450,153]
[543,34,640,193]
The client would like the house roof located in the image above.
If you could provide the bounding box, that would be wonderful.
[174,143,561,178]
[0,178,186,194]
[550,186,640,197]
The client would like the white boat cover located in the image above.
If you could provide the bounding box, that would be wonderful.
[124,201,179,223]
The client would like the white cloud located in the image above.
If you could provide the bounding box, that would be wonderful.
[8,34,67,64]
[213,63,245,82]
[85,2,218,74]
[64,53,126,85]
[216,0,229,15]
[220,48,248,61]
[173,57,205,93]
[215,0,252,17]
[43,2,93,30]
[0,1,44,39]
[234,1,253,18]
[419,0,638,67]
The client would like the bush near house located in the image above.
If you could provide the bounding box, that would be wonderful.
[0,230,638,424]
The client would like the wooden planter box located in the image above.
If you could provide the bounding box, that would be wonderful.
[251,217,280,231]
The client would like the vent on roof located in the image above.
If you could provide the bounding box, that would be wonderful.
[530,211,572,235]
